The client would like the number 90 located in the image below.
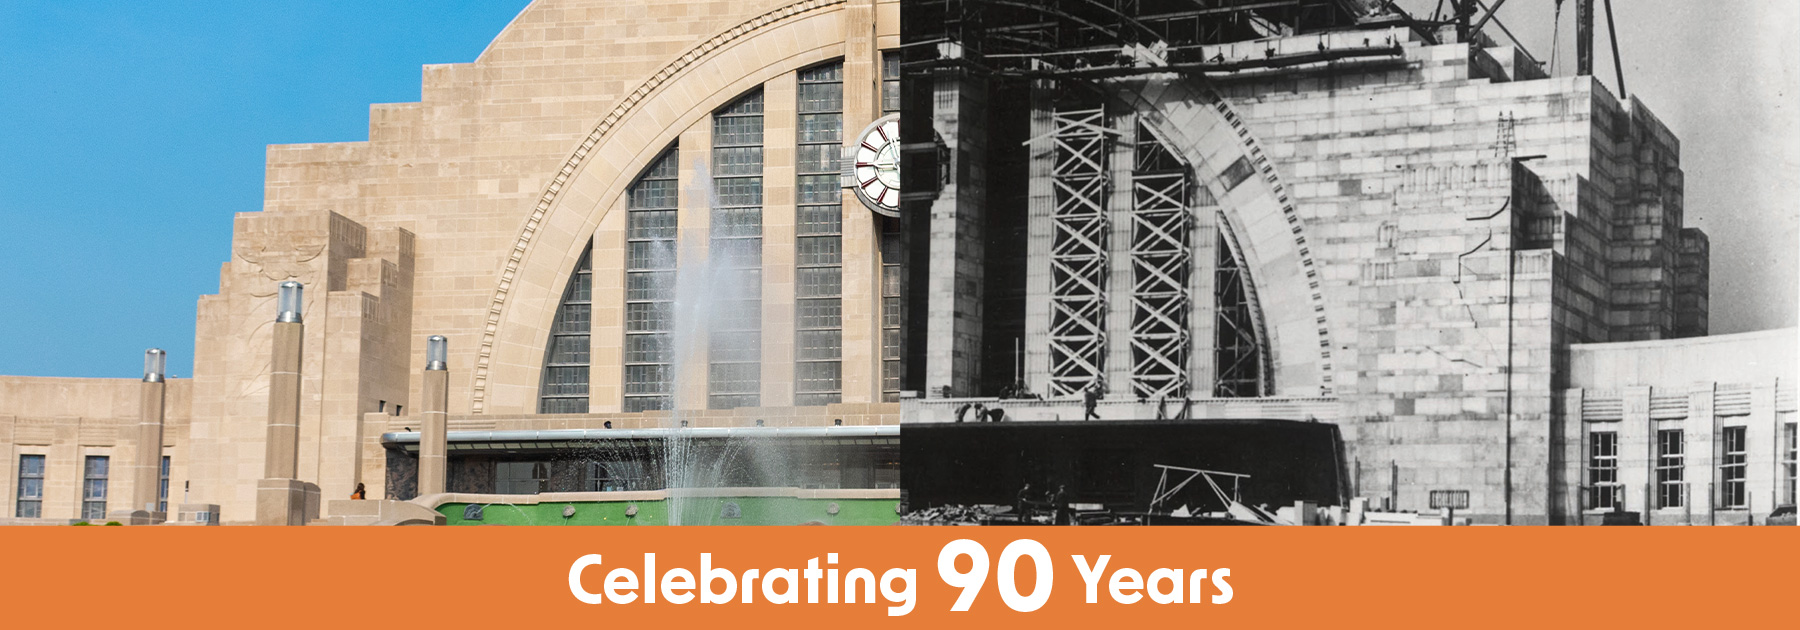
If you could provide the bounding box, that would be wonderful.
[937,539,1054,612]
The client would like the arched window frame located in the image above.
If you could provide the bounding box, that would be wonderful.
[623,146,681,412]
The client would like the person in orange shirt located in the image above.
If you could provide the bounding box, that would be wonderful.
[351,482,366,500]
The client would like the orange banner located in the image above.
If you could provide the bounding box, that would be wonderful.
[2,527,1792,627]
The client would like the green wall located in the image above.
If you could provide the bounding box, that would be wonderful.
[438,497,900,526]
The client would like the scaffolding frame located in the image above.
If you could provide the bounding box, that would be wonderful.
[1047,105,1113,397]
[1128,120,1192,400]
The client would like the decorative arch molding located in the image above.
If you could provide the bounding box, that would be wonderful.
[472,0,849,413]
[1107,75,1335,396]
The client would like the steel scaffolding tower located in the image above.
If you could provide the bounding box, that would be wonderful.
[1128,121,1192,400]
[1047,105,1113,397]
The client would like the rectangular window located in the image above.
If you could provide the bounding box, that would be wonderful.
[495,461,550,495]
[882,50,900,115]
[541,366,590,397]
[159,455,170,514]
[709,330,762,364]
[15,454,44,518]
[1720,426,1748,509]
[795,62,844,407]
[626,271,674,301]
[796,267,842,298]
[547,335,590,364]
[1586,432,1620,510]
[1784,422,1797,505]
[796,299,842,329]
[880,218,903,401]
[83,455,108,520]
[629,181,678,214]
[587,462,629,492]
[796,329,843,361]
[795,362,843,406]
[796,235,842,265]
[624,365,674,397]
[1656,429,1684,509]
[1220,155,1256,190]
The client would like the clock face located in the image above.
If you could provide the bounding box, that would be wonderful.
[852,115,900,217]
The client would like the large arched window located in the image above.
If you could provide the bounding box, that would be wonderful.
[539,244,593,413]
[624,147,680,412]
[795,62,844,406]
[709,89,766,409]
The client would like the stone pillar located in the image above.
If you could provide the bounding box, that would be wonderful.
[1747,378,1778,521]
[418,335,449,497]
[1685,385,1717,525]
[132,380,166,516]
[122,349,168,523]
[1103,112,1135,396]
[1617,387,1652,516]
[923,57,988,398]
[257,281,308,525]
[265,320,302,479]
[760,72,798,408]
[840,0,882,403]
[675,120,713,411]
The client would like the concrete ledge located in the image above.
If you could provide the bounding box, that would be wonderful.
[318,499,446,526]
[903,396,1344,423]
[104,509,166,525]
[0,517,84,526]
[411,487,902,512]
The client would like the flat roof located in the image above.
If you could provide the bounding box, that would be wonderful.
[380,424,900,446]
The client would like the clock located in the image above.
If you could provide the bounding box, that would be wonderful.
[849,114,900,217]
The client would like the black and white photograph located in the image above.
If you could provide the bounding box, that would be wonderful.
[895,0,1798,526]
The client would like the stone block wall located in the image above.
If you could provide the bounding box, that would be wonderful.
[1674,228,1709,338]
[252,0,901,417]
[1218,33,1706,523]
[174,0,901,521]
[189,210,415,522]
[0,377,192,521]
[1563,328,1798,523]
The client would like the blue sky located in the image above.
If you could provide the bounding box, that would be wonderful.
[0,1,531,378]
[0,1,1794,379]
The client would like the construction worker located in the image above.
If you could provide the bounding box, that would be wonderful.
[1083,377,1106,420]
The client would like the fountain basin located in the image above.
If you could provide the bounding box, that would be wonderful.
[422,488,901,526]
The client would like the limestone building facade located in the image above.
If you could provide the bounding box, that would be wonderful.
[2,0,903,524]
[1561,329,1797,524]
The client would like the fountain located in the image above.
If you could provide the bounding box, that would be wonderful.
[655,158,792,524]
[430,153,898,526]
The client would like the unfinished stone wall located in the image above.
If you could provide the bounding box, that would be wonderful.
[1219,32,1703,523]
